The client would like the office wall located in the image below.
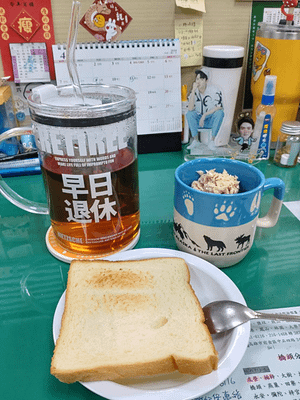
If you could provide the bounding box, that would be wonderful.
[1,0,252,110]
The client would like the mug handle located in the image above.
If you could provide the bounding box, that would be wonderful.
[0,127,49,215]
[257,177,285,228]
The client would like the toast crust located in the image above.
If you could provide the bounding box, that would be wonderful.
[51,353,219,383]
[51,258,218,383]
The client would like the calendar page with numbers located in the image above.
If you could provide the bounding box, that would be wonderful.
[198,306,300,400]
[52,39,181,136]
[9,42,50,83]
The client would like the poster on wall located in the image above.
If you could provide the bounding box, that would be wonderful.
[0,0,56,81]
[79,0,132,42]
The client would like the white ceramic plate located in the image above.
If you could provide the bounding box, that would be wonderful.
[53,248,250,400]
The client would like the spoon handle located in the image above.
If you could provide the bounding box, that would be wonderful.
[255,311,300,323]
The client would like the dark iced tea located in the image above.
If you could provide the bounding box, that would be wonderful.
[42,148,139,255]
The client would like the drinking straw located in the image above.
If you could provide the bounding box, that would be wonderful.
[66,1,86,104]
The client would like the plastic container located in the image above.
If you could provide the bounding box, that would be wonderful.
[251,22,300,145]
[273,121,300,168]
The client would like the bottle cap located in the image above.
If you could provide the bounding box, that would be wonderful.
[261,75,277,105]
[280,153,289,165]
[280,120,300,135]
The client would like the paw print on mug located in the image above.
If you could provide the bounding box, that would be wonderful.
[214,201,236,222]
[250,192,261,216]
[183,191,194,216]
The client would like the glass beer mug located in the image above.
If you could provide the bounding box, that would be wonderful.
[0,84,140,260]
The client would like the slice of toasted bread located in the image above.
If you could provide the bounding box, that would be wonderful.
[50,257,218,383]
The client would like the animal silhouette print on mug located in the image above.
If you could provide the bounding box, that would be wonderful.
[174,158,285,267]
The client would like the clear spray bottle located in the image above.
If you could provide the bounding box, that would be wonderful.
[249,75,277,160]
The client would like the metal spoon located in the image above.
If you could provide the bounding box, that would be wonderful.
[203,300,300,334]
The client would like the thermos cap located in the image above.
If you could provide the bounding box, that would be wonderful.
[203,45,245,59]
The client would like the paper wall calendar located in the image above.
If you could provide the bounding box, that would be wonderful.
[52,39,182,136]
[9,42,50,84]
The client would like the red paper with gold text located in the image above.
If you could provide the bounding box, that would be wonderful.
[0,0,55,81]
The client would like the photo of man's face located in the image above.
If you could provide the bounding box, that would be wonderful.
[239,122,253,139]
[195,74,207,93]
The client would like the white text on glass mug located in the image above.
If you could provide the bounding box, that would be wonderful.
[36,125,128,157]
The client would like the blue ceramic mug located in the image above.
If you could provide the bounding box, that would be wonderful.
[174,158,285,267]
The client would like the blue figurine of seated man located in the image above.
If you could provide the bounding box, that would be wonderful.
[186,68,224,149]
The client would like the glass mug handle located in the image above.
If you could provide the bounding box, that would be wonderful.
[0,127,49,215]
[257,177,285,228]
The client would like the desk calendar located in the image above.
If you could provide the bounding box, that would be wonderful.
[52,39,182,152]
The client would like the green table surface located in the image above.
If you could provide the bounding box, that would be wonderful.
[1,151,300,400]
